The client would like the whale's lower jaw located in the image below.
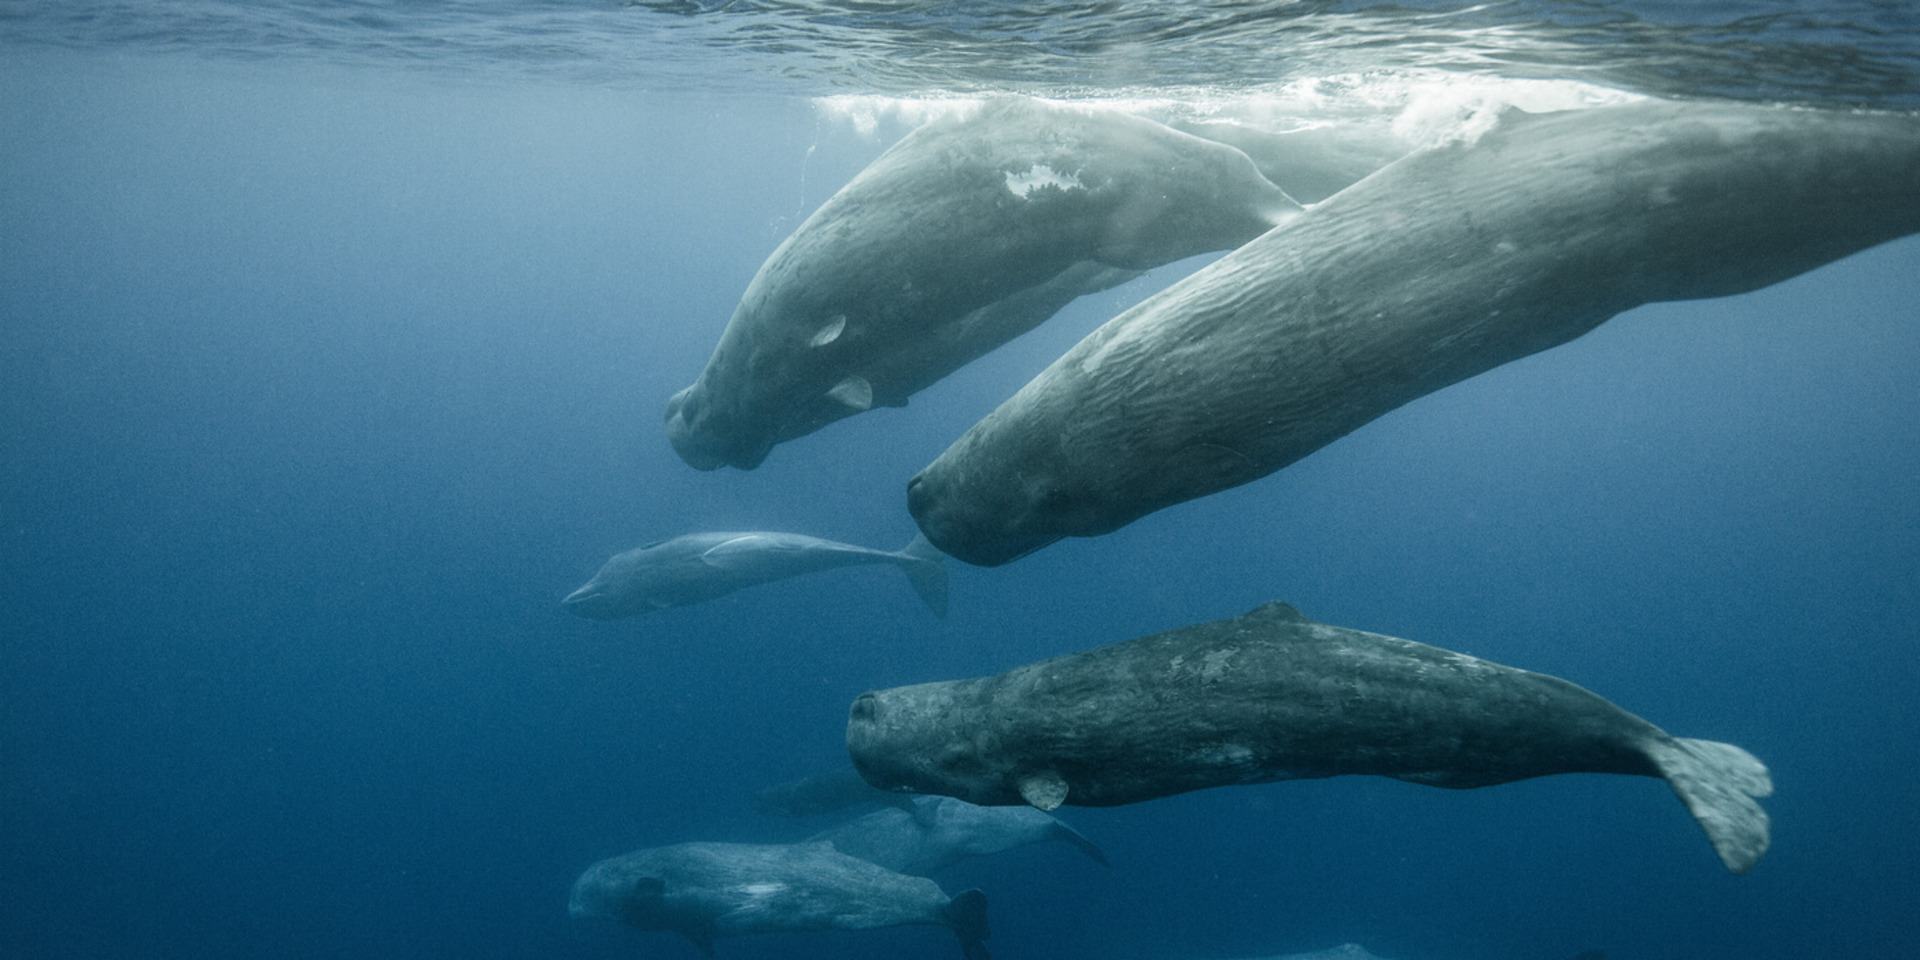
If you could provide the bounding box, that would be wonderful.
[906,471,1058,568]
[663,399,772,472]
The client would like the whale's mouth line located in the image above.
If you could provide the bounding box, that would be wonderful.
[997,534,1063,567]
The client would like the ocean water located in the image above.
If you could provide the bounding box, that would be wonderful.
[2,4,1918,960]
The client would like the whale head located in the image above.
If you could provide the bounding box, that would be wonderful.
[567,854,668,929]
[563,542,676,620]
[560,577,625,620]
[906,453,1069,568]
[846,684,1021,807]
[664,381,774,472]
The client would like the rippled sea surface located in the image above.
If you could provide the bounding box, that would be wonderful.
[5,0,1920,104]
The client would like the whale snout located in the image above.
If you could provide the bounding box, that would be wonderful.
[847,692,915,793]
[565,874,601,919]
[664,383,773,471]
[562,582,622,620]
[907,466,1060,569]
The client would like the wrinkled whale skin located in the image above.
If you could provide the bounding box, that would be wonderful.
[908,100,1920,565]
[847,601,1772,873]
[665,96,1297,471]
[568,841,989,957]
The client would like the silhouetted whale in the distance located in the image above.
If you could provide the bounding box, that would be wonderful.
[568,841,990,959]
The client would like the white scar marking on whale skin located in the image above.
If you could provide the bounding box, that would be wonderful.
[1005,164,1084,198]
[1192,744,1256,769]
[737,882,787,898]
[1200,649,1234,682]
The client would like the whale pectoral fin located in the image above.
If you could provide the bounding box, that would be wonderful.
[1048,819,1111,867]
[809,314,847,347]
[827,375,873,411]
[1016,772,1069,811]
[700,535,769,569]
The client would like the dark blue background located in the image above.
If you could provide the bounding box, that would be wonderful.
[4,52,1917,960]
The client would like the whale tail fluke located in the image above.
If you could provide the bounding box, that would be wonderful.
[944,888,990,960]
[894,533,950,618]
[1646,736,1773,874]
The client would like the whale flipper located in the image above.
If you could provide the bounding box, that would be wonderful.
[1645,736,1773,874]
[1017,771,1068,811]
[1047,818,1111,867]
[700,534,776,569]
[810,314,847,347]
[828,375,873,411]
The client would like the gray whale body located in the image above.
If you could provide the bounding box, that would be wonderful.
[846,601,1773,874]
[908,99,1920,566]
[809,794,1108,877]
[564,531,946,620]
[665,96,1297,471]
[568,840,990,958]
[753,764,915,818]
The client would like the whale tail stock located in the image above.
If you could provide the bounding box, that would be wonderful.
[893,533,950,618]
[943,888,990,960]
[1645,736,1774,874]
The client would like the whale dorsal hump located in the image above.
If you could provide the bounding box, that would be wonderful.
[1248,601,1309,623]
[827,375,873,411]
[1017,771,1069,811]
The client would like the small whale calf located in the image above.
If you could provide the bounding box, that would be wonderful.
[564,531,947,620]
[907,99,1920,565]
[810,794,1109,877]
[568,840,990,958]
[665,96,1299,471]
[846,601,1772,874]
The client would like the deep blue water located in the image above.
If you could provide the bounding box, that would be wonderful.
[4,6,1920,960]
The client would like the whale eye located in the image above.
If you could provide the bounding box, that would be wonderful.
[666,389,702,425]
